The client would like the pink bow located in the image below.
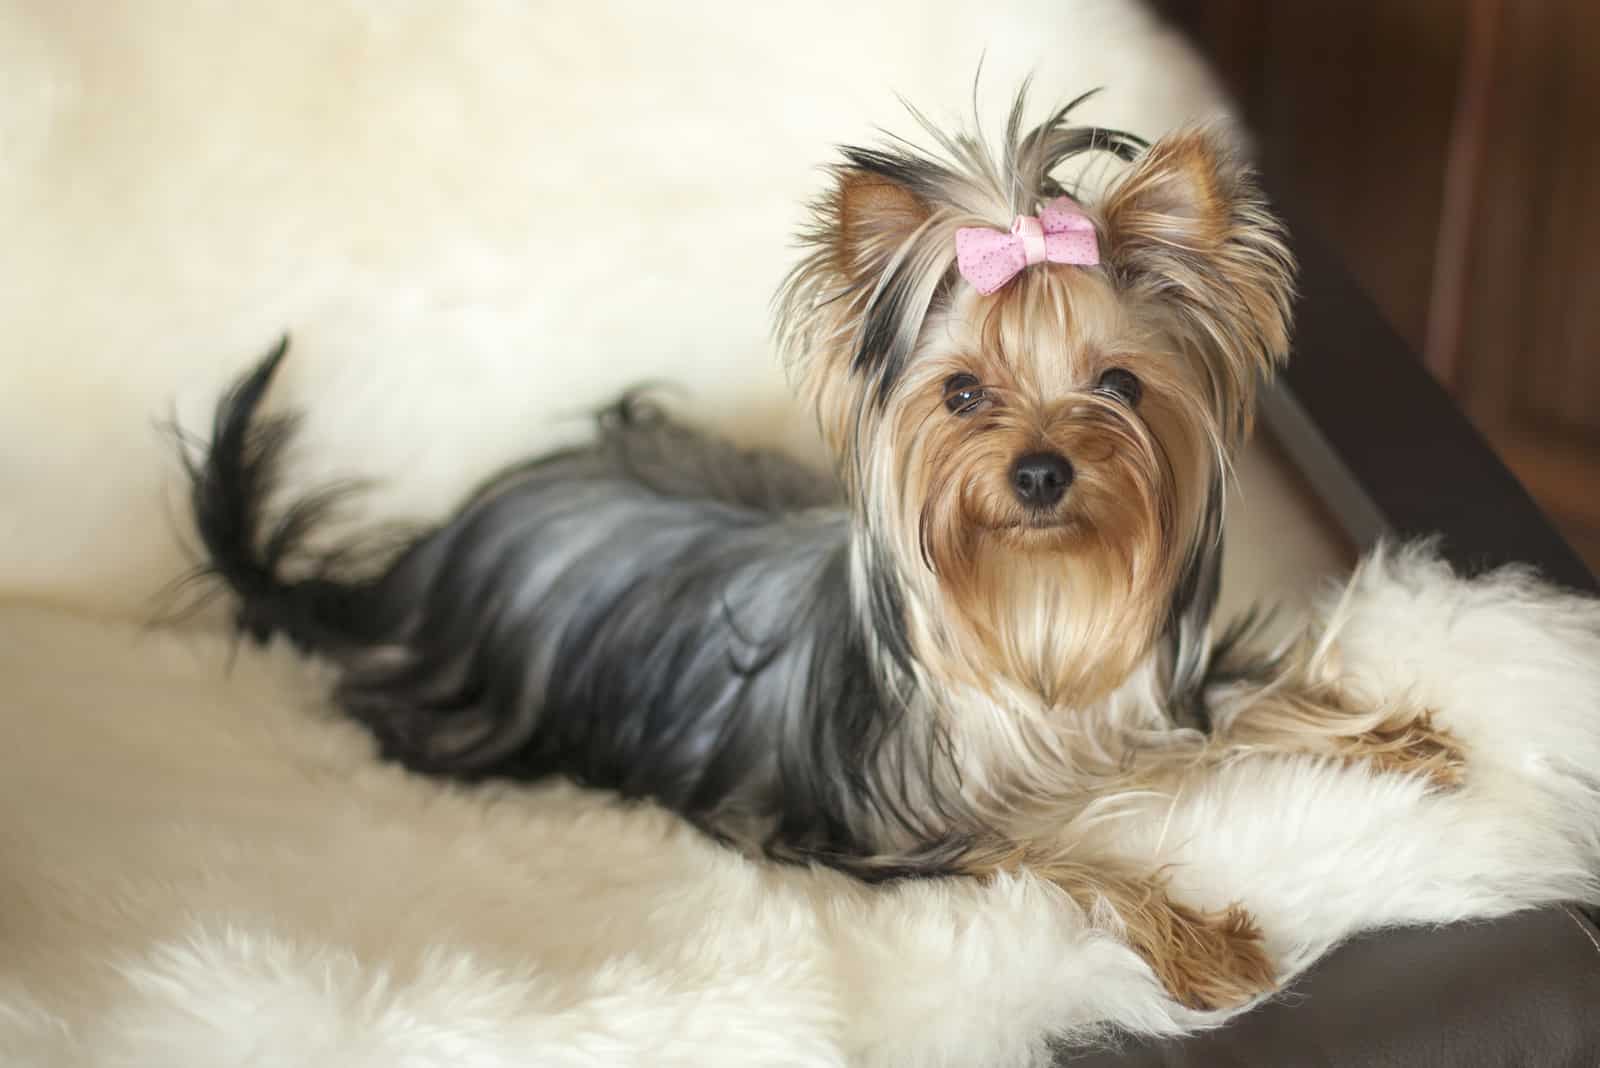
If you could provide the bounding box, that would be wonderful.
[955,198,1100,295]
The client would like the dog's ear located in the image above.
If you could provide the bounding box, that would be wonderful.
[1099,127,1297,442]
[796,163,942,407]
[829,168,935,290]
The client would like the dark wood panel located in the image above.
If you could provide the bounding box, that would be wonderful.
[1156,0,1465,354]
[1153,0,1600,576]
[1442,1,1600,568]
[1274,213,1596,592]
[1490,1,1600,441]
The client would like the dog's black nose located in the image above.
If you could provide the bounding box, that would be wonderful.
[1011,452,1073,509]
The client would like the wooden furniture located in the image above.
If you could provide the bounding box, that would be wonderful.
[1153,0,1600,576]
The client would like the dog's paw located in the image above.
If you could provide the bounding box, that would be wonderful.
[1132,900,1276,1012]
[983,847,1279,1012]
[1345,713,1467,792]
[1216,685,1468,794]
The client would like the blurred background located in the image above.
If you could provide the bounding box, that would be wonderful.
[1154,0,1600,572]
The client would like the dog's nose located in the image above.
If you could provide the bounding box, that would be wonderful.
[1011,452,1074,509]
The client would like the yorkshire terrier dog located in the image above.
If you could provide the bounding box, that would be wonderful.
[186,90,1464,1012]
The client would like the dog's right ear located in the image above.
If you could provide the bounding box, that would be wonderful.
[827,167,935,291]
[777,159,941,430]
[1098,126,1297,443]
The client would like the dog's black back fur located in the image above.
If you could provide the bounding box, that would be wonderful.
[187,341,968,874]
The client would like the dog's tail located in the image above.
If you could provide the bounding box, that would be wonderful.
[182,338,382,653]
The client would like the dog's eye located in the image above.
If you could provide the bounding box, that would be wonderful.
[943,373,987,415]
[1096,368,1142,408]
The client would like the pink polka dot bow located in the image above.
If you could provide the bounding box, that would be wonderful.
[954,198,1100,295]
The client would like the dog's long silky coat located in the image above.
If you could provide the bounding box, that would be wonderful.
[185,89,1398,1012]
[192,344,971,874]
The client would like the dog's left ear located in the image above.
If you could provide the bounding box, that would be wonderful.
[1099,126,1296,441]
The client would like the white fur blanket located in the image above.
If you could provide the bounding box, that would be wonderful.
[4,3,1600,1066]
[5,549,1600,1067]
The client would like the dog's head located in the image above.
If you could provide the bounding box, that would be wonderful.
[778,94,1295,708]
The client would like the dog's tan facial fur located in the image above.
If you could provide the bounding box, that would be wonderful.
[786,125,1293,711]
[881,269,1210,706]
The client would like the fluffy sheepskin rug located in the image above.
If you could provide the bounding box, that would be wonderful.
[4,549,1600,1067]
[4,2,1600,1066]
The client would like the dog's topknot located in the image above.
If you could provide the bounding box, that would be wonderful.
[776,85,1147,413]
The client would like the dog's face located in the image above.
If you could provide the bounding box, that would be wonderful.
[879,265,1217,706]
[781,121,1295,708]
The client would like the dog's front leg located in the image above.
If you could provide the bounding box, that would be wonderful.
[952,839,1276,1012]
[1209,678,1467,792]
